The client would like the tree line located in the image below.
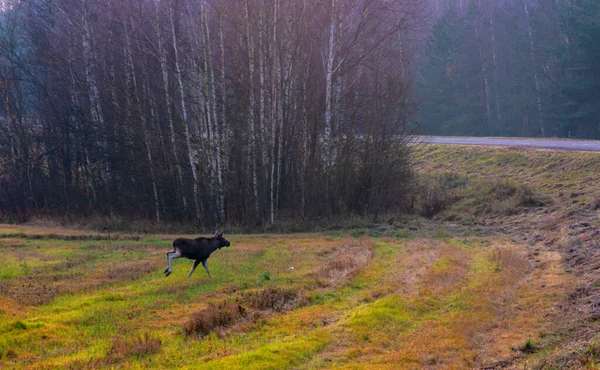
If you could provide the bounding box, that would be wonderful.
[0,0,424,226]
[419,0,600,139]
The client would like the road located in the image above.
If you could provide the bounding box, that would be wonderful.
[415,136,600,152]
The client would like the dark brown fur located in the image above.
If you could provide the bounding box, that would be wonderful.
[164,231,230,278]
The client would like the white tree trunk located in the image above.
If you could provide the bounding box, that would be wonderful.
[169,0,201,224]
[124,19,161,222]
[217,3,227,224]
[245,0,261,220]
[81,4,104,131]
[201,0,224,225]
[81,1,108,187]
[258,0,268,182]
[323,0,337,167]
[155,0,187,211]
[269,0,280,224]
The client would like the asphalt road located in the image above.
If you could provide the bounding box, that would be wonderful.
[416,136,600,152]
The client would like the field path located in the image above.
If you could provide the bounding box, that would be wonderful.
[416,136,600,152]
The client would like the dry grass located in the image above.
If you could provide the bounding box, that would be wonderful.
[104,260,163,280]
[238,286,307,312]
[0,256,162,306]
[314,240,373,287]
[108,332,162,359]
[303,236,571,369]
[183,302,248,337]
[0,227,577,369]
[68,333,162,369]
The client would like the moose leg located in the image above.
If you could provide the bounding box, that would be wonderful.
[164,249,181,277]
[164,251,173,273]
[187,260,201,278]
[202,260,211,278]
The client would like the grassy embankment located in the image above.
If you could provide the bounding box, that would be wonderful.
[0,144,599,369]
[414,144,600,368]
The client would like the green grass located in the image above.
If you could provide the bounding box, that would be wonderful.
[413,145,600,225]
[0,225,570,367]
[3,145,597,368]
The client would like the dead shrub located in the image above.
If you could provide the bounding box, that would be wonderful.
[472,180,550,216]
[183,302,247,337]
[107,332,162,358]
[69,333,161,369]
[314,242,373,286]
[516,187,548,207]
[590,197,600,211]
[417,173,466,218]
[237,287,306,312]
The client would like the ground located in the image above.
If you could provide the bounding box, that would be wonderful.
[1,144,599,369]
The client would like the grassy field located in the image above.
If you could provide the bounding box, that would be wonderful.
[0,229,571,369]
[1,144,599,369]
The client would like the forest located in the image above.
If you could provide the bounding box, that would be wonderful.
[0,0,423,226]
[419,0,600,138]
[0,0,598,226]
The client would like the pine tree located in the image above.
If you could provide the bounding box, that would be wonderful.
[557,0,600,138]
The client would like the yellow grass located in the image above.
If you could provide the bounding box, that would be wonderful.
[0,229,570,369]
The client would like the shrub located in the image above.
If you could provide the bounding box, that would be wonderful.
[472,179,551,216]
[416,172,467,218]
[238,287,306,312]
[108,332,162,358]
[184,302,247,337]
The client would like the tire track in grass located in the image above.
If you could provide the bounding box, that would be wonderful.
[306,239,567,369]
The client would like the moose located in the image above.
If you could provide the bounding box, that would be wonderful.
[164,231,231,278]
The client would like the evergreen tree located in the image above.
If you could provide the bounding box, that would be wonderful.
[557,0,600,138]
[418,6,489,136]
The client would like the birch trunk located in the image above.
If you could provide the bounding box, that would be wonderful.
[81,4,104,132]
[199,0,215,194]
[125,19,161,222]
[323,0,337,168]
[300,57,311,218]
[201,0,224,225]
[155,1,188,212]
[269,0,280,224]
[68,43,96,204]
[258,0,268,182]
[217,4,227,224]
[275,2,292,215]
[81,1,108,187]
[169,0,201,225]
[245,0,261,220]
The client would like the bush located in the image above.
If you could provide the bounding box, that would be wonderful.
[108,332,162,358]
[237,287,306,312]
[183,302,247,337]
[416,172,467,218]
[469,179,551,216]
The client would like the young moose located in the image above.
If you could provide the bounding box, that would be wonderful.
[164,231,230,278]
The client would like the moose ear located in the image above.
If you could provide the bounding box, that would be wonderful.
[217,231,224,238]
[214,230,220,236]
